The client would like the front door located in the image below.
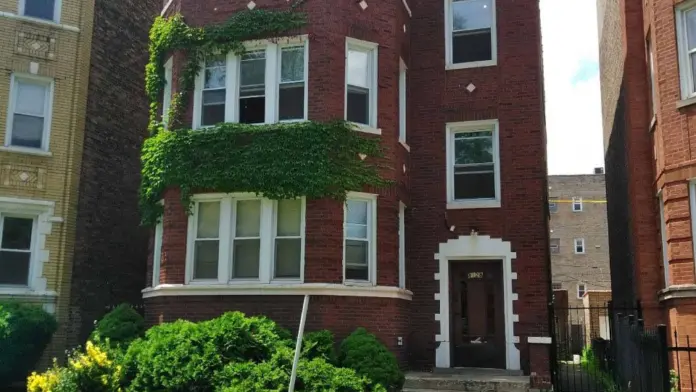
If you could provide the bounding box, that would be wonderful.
[450,261,506,368]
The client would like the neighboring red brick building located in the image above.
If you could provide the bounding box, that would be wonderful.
[144,0,550,382]
[598,0,696,387]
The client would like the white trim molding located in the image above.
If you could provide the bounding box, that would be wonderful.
[433,234,520,370]
[0,11,77,32]
[143,283,413,301]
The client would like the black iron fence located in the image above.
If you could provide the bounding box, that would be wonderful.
[670,330,696,392]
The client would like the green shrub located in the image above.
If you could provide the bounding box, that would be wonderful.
[302,330,336,363]
[338,328,404,392]
[90,304,145,346]
[0,301,57,386]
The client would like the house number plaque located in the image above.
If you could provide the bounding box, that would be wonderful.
[467,272,484,279]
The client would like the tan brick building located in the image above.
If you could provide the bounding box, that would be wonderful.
[0,0,157,362]
[549,173,611,309]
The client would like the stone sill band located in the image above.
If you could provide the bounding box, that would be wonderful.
[143,283,413,301]
[0,12,79,32]
[658,284,696,302]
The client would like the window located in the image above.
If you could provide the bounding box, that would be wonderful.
[186,194,305,283]
[572,197,583,212]
[6,75,53,150]
[660,192,669,288]
[0,216,35,286]
[398,202,406,289]
[549,198,558,213]
[152,218,163,287]
[577,283,587,299]
[677,3,696,99]
[446,120,501,208]
[343,193,377,283]
[399,59,407,143]
[647,38,657,117]
[193,37,308,128]
[345,38,378,129]
[550,238,560,254]
[552,282,562,290]
[574,238,585,254]
[162,58,173,127]
[20,0,60,22]
[446,0,497,67]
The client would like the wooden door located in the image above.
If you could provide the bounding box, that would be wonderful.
[450,261,506,369]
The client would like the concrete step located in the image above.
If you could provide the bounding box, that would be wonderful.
[404,369,530,392]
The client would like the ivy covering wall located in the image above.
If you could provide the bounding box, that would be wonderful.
[140,3,389,225]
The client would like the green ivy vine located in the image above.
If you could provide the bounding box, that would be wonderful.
[141,2,390,225]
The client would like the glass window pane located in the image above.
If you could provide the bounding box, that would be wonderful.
[691,53,696,93]
[233,239,260,278]
[15,81,46,116]
[454,172,495,200]
[239,97,265,124]
[0,251,30,285]
[347,49,369,88]
[236,200,261,237]
[202,104,225,126]
[453,30,492,63]
[23,0,55,20]
[277,199,301,236]
[345,240,368,265]
[346,200,368,225]
[347,88,370,124]
[194,240,219,279]
[346,224,367,239]
[2,218,33,250]
[687,9,696,49]
[452,0,493,31]
[203,90,226,105]
[281,48,305,83]
[454,133,493,164]
[204,60,226,89]
[241,52,266,87]
[275,238,301,278]
[12,114,44,148]
[197,202,220,238]
[346,266,368,281]
[279,85,305,121]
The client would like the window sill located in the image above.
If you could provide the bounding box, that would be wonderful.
[447,199,501,210]
[446,60,497,71]
[676,96,696,109]
[0,146,52,157]
[0,287,57,299]
[399,140,410,152]
[143,283,413,301]
[352,124,382,135]
[659,284,696,302]
[0,12,78,32]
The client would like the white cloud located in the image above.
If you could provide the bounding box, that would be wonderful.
[541,0,604,175]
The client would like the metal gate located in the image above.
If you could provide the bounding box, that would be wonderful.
[549,301,661,392]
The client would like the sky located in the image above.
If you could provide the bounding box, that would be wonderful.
[540,0,604,175]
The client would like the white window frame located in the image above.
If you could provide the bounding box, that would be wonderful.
[445,119,501,209]
[345,37,380,134]
[444,0,498,70]
[184,193,306,285]
[192,36,308,129]
[647,37,657,117]
[676,2,696,99]
[660,191,670,288]
[549,198,559,213]
[550,238,560,254]
[5,74,54,152]
[343,192,378,286]
[577,283,587,299]
[574,238,585,254]
[162,57,173,127]
[572,197,583,212]
[399,59,407,144]
[152,216,164,287]
[552,282,562,290]
[19,0,62,23]
[0,213,38,289]
[398,202,406,289]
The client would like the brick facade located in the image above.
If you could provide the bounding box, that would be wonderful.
[146,0,549,383]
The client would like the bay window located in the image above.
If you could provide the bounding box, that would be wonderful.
[343,193,377,284]
[186,194,305,284]
[345,38,378,131]
[193,37,308,128]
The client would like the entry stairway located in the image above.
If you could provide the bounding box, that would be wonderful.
[403,368,531,392]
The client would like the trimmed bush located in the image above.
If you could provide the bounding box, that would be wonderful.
[90,304,145,346]
[338,328,404,391]
[0,301,57,386]
[302,330,336,364]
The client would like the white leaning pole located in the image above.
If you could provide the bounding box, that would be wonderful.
[288,294,310,392]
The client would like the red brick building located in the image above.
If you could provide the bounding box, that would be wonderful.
[598,0,696,386]
[144,0,550,380]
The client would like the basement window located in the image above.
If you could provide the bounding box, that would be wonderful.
[447,0,497,68]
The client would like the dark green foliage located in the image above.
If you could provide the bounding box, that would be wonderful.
[0,301,57,386]
[90,304,145,346]
[339,328,404,392]
[139,122,388,225]
[302,330,337,364]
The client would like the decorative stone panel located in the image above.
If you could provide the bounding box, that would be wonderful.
[15,27,57,60]
[1,164,46,190]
